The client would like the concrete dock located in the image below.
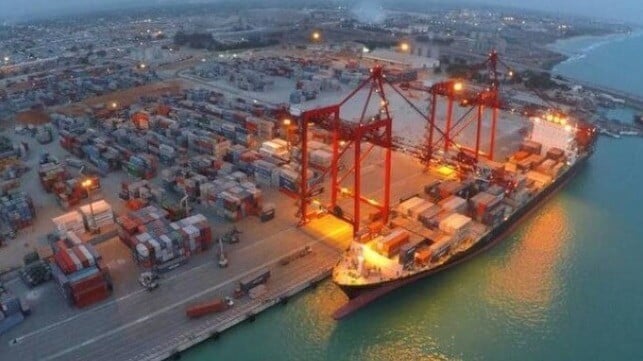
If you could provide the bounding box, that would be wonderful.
[0,216,350,361]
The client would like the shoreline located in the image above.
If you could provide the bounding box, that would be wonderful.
[546,29,642,72]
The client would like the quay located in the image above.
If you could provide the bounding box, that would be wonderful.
[0,216,349,361]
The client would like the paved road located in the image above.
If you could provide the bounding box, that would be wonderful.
[0,220,344,361]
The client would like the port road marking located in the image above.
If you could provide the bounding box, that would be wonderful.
[12,224,302,345]
[38,236,338,361]
[38,260,282,360]
[18,224,344,359]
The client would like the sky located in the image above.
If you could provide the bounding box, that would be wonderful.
[0,0,641,24]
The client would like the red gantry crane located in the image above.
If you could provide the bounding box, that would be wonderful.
[292,51,515,236]
[294,66,393,237]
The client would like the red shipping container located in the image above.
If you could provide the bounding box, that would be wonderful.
[73,283,110,308]
[185,299,228,318]
[54,249,76,274]
[245,122,258,133]
[117,215,139,234]
[70,273,105,294]
[53,240,68,253]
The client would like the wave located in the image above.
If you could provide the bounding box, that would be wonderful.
[553,31,643,67]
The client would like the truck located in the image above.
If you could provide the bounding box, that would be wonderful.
[185,297,234,319]
[239,269,271,294]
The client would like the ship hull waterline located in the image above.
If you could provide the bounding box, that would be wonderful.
[332,153,590,320]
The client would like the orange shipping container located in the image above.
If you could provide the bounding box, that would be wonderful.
[381,230,410,257]
[415,248,432,264]
[514,150,530,161]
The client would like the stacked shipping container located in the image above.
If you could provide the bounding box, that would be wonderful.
[50,241,112,308]
[0,192,35,231]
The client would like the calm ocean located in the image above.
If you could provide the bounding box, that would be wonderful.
[184,31,643,361]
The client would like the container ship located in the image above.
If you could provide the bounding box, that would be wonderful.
[332,113,597,317]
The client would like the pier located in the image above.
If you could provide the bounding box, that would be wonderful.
[567,79,643,110]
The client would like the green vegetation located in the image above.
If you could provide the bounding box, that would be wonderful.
[519,71,570,90]
[173,32,216,49]
[522,71,557,89]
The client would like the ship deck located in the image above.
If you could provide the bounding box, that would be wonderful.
[332,154,558,288]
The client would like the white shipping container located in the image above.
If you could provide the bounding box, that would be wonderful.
[67,249,83,271]
[78,245,96,266]
[409,201,435,220]
[66,231,82,246]
[439,196,467,213]
[310,149,333,168]
[136,243,150,259]
[439,213,472,235]
[397,197,425,216]
[53,211,85,234]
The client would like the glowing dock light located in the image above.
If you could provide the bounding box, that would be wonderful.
[399,42,410,52]
[139,63,147,69]
[311,31,321,41]
[362,47,370,53]
[453,81,464,92]
[2,56,8,62]
[110,101,118,109]
[81,179,93,189]
[283,118,292,126]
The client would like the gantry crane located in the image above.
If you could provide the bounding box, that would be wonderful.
[294,66,393,236]
[290,50,526,236]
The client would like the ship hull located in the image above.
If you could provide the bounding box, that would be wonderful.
[334,153,590,315]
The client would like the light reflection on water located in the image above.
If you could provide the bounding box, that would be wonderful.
[485,201,571,327]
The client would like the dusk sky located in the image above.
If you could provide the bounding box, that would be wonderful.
[0,0,641,24]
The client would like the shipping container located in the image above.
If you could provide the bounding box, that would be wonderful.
[186,298,229,318]
[399,238,429,265]
[377,229,410,257]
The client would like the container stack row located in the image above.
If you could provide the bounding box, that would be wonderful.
[116,205,170,248]
[123,154,158,180]
[50,240,112,308]
[0,192,35,231]
[38,162,69,193]
[79,200,115,229]
[117,207,212,269]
